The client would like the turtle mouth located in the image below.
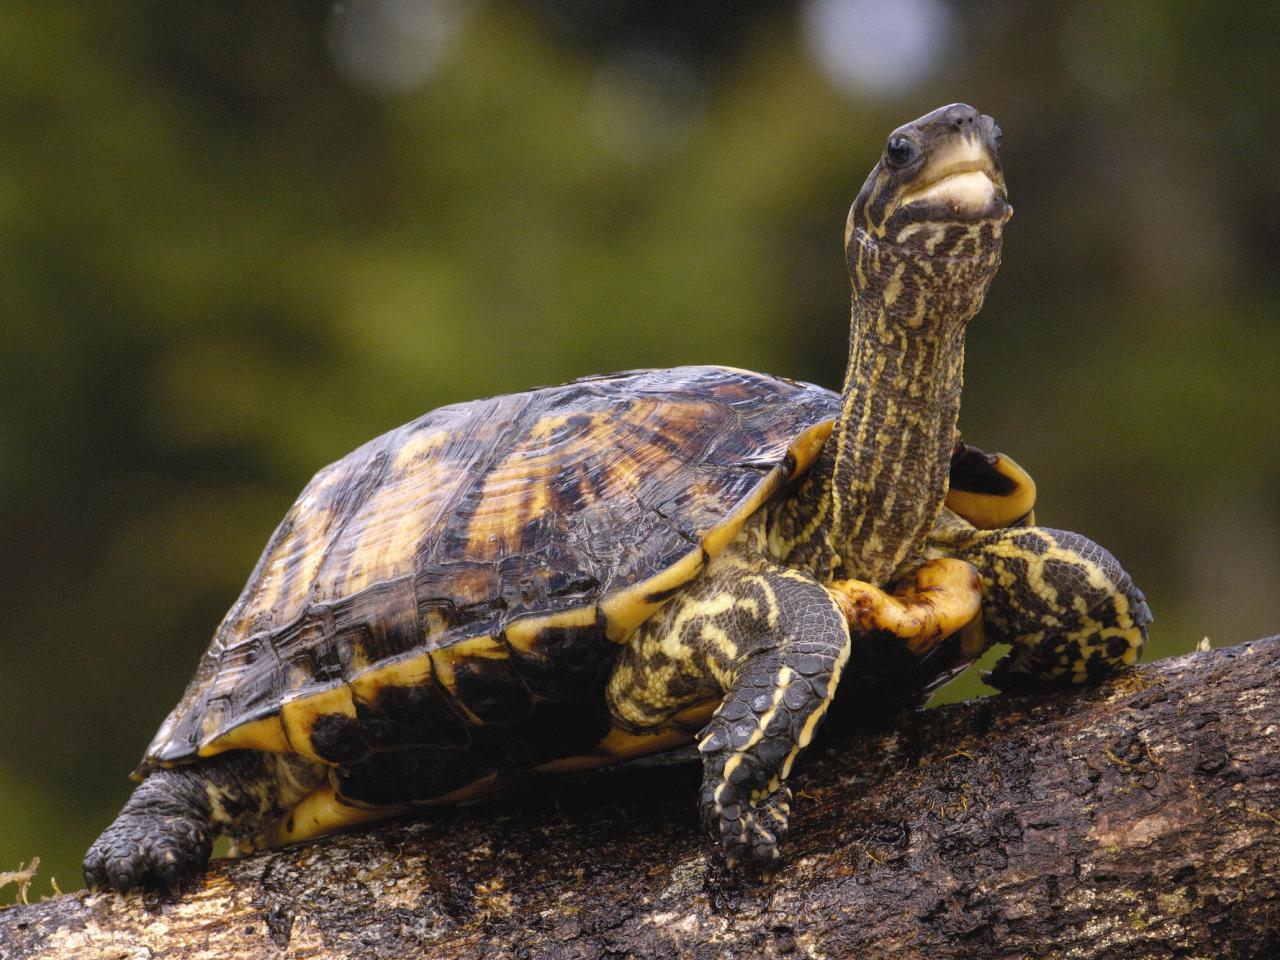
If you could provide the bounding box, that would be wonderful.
[903,163,999,207]
[897,138,1008,221]
[899,164,1007,221]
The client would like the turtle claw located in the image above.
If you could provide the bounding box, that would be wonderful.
[706,782,792,871]
[979,656,1040,694]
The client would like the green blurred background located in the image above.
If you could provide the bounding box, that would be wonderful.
[3,0,1278,893]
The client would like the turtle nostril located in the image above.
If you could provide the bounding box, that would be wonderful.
[950,108,979,130]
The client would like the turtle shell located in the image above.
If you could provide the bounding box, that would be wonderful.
[141,365,839,777]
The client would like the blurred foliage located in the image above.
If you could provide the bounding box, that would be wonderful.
[1,1,1277,892]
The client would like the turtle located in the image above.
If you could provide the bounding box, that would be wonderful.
[84,104,1150,893]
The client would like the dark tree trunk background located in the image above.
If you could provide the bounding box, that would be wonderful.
[3,638,1279,959]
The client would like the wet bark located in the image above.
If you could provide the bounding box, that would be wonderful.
[3,637,1279,960]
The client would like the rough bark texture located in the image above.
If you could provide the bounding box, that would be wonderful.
[3,638,1279,959]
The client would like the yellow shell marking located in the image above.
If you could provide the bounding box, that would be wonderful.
[349,650,434,704]
[270,781,409,847]
[227,463,347,634]
[505,604,598,654]
[534,700,716,773]
[945,452,1037,529]
[281,683,357,762]
[463,397,713,560]
[430,634,511,698]
[199,714,291,760]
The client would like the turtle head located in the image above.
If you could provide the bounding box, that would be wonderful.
[846,103,1011,321]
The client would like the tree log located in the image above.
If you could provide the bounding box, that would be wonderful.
[3,638,1279,959]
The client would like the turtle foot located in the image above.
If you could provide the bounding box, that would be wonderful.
[83,770,214,893]
[704,781,793,871]
[84,812,212,894]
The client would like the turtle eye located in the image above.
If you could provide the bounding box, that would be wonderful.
[992,124,1004,152]
[885,135,918,168]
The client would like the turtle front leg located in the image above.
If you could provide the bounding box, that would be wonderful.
[693,567,853,868]
[84,751,323,893]
[695,559,992,866]
[609,560,853,869]
[940,524,1152,691]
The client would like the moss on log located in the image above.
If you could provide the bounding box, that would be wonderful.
[3,638,1279,959]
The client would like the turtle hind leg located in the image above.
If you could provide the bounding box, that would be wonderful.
[952,526,1152,692]
[84,762,220,893]
[83,751,323,893]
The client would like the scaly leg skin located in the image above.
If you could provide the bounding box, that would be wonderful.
[929,515,1152,692]
[83,764,216,893]
[84,751,322,893]
[697,557,996,865]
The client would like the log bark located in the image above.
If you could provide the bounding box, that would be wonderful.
[3,637,1279,960]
